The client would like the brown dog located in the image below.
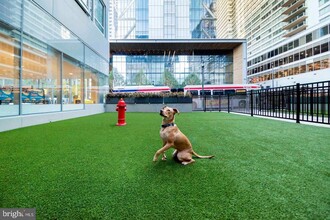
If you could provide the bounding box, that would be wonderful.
[153,106,214,165]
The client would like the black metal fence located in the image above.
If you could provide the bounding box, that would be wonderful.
[192,81,330,125]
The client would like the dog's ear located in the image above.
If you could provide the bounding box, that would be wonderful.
[173,108,180,114]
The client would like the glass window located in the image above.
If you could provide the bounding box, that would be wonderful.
[321,57,329,69]
[299,36,306,45]
[293,66,299,75]
[279,59,283,66]
[288,66,293,76]
[283,70,288,77]
[84,68,107,104]
[0,0,22,29]
[307,63,313,72]
[283,57,288,64]
[62,56,83,110]
[279,46,282,54]
[24,0,84,63]
[314,61,320,71]
[320,0,330,6]
[300,63,306,73]
[95,0,105,34]
[321,41,329,53]
[111,53,234,87]
[21,35,61,114]
[320,25,329,37]
[294,53,299,61]
[314,45,320,55]
[0,24,20,117]
[306,48,313,57]
[300,50,305,59]
[306,33,312,43]
[313,30,320,40]
[283,44,288,52]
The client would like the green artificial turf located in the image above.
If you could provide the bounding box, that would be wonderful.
[0,112,329,219]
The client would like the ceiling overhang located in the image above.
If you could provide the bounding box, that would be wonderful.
[109,39,246,55]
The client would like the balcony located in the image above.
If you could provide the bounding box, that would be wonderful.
[282,15,307,30]
[282,0,305,14]
[282,0,303,8]
[282,6,306,22]
[283,24,307,37]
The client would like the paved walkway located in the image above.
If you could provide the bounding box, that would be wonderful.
[229,112,330,128]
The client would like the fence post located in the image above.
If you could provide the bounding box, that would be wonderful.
[296,83,300,123]
[203,95,206,112]
[219,95,221,112]
[227,94,230,113]
[250,91,253,117]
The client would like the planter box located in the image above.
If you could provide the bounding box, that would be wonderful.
[177,97,192,103]
[164,97,178,103]
[123,97,135,104]
[149,97,163,104]
[107,97,119,104]
[135,97,149,104]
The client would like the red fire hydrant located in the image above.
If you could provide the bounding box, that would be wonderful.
[116,98,126,126]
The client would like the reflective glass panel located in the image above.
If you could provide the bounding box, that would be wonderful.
[21,34,61,114]
[63,56,83,110]
[0,24,20,117]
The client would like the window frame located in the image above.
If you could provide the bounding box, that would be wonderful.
[94,0,106,35]
[75,0,91,15]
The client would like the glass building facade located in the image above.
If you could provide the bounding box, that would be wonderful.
[110,0,216,40]
[108,0,233,88]
[216,0,330,88]
[0,0,109,117]
[111,52,233,88]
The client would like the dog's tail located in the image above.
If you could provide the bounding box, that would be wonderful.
[192,150,214,159]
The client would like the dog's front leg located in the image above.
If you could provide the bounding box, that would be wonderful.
[153,143,172,162]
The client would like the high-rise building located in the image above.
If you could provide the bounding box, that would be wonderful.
[216,0,330,88]
[108,0,246,88]
[109,0,216,39]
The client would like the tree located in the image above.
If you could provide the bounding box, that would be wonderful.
[164,69,179,88]
[109,69,125,89]
[182,73,201,86]
[134,69,149,85]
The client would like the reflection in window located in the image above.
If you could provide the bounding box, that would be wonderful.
[0,25,20,116]
[320,25,329,36]
[314,45,320,55]
[306,33,312,43]
[112,54,234,87]
[300,50,305,59]
[95,0,105,34]
[63,56,83,110]
[321,41,329,52]
[85,68,105,104]
[21,35,61,114]
[306,48,313,57]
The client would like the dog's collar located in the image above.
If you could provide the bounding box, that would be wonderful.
[161,123,175,128]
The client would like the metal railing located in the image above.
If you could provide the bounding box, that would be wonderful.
[192,81,330,125]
